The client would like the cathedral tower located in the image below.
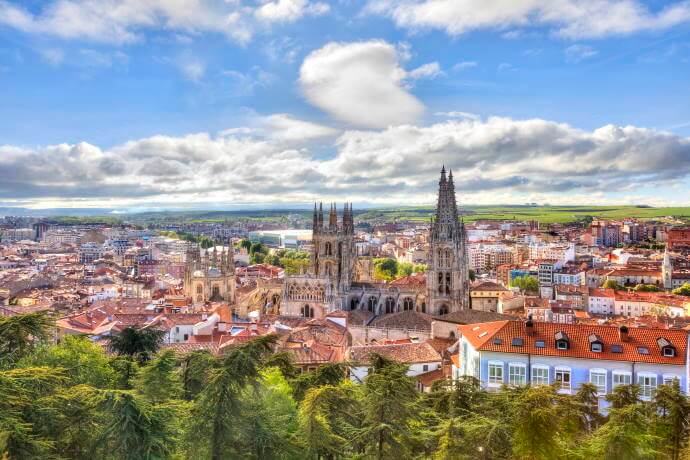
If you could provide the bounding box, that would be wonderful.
[310,202,356,297]
[426,167,470,315]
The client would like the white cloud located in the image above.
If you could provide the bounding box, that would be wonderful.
[0,0,260,44]
[2,116,690,207]
[255,0,329,23]
[260,114,338,141]
[367,0,690,40]
[177,57,205,82]
[221,67,276,96]
[408,61,444,79]
[497,62,515,72]
[452,60,477,71]
[299,40,425,128]
[434,111,480,120]
[565,44,598,62]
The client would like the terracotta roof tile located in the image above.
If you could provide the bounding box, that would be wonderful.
[460,320,687,365]
[349,342,442,364]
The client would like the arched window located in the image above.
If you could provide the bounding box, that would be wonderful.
[445,273,451,294]
[212,285,220,298]
[438,272,444,293]
[385,297,396,314]
[350,298,359,310]
[196,285,203,294]
[367,296,377,312]
[439,304,449,315]
[421,302,426,313]
[403,297,414,311]
[302,304,314,318]
[325,242,332,256]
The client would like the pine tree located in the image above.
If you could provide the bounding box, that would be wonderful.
[135,349,182,403]
[187,334,277,460]
[357,354,419,459]
[0,313,54,367]
[580,403,658,459]
[652,379,690,460]
[106,327,165,364]
[180,349,216,400]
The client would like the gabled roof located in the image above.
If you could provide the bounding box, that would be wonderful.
[349,342,442,364]
[459,320,687,365]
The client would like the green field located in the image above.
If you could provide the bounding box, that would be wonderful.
[44,205,690,226]
[357,205,690,224]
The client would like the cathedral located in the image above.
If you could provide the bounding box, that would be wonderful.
[280,167,470,318]
[183,167,469,317]
[183,245,235,304]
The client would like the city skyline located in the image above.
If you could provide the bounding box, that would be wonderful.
[1,0,690,209]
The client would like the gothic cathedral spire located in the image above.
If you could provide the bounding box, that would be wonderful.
[427,166,470,314]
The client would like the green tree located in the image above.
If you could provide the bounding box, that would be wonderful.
[187,334,277,460]
[433,418,465,460]
[291,363,346,401]
[511,275,539,293]
[469,269,476,282]
[0,367,66,459]
[672,283,690,296]
[106,327,165,364]
[606,384,641,409]
[652,379,690,460]
[96,391,176,460]
[357,354,418,459]
[373,258,399,281]
[180,349,216,401]
[236,368,301,459]
[580,403,658,459]
[602,279,625,291]
[135,349,182,403]
[0,312,54,367]
[239,239,252,252]
[299,382,361,459]
[634,284,661,292]
[19,335,115,388]
[511,385,564,459]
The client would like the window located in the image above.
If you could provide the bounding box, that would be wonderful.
[488,362,504,386]
[590,369,607,395]
[555,368,571,392]
[663,375,680,386]
[511,338,524,347]
[508,363,527,386]
[492,338,503,345]
[611,344,623,353]
[663,347,676,357]
[638,347,650,355]
[591,343,603,353]
[422,364,429,372]
[183,334,189,341]
[638,374,658,399]
[532,366,549,386]
[613,371,632,388]
[535,340,545,348]
[556,340,569,350]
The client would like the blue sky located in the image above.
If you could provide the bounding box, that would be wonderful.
[1,0,690,210]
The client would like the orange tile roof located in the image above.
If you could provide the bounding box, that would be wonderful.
[349,342,442,364]
[459,320,687,365]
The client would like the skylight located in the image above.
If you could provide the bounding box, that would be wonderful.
[493,338,503,345]
[535,340,545,348]
[638,347,650,355]
[512,338,524,347]
[611,344,623,353]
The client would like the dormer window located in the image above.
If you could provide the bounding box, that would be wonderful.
[588,333,603,353]
[657,337,676,358]
[555,331,569,350]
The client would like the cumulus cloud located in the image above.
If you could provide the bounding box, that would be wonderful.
[2,116,690,207]
[408,61,444,79]
[255,0,329,23]
[366,0,690,39]
[0,0,328,44]
[259,114,339,141]
[299,40,425,128]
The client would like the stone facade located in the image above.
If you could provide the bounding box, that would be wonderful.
[184,246,235,304]
[426,167,470,315]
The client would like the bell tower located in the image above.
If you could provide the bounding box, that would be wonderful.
[426,167,470,315]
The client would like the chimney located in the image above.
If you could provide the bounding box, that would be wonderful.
[526,314,534,335]
[619,325,629,342]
